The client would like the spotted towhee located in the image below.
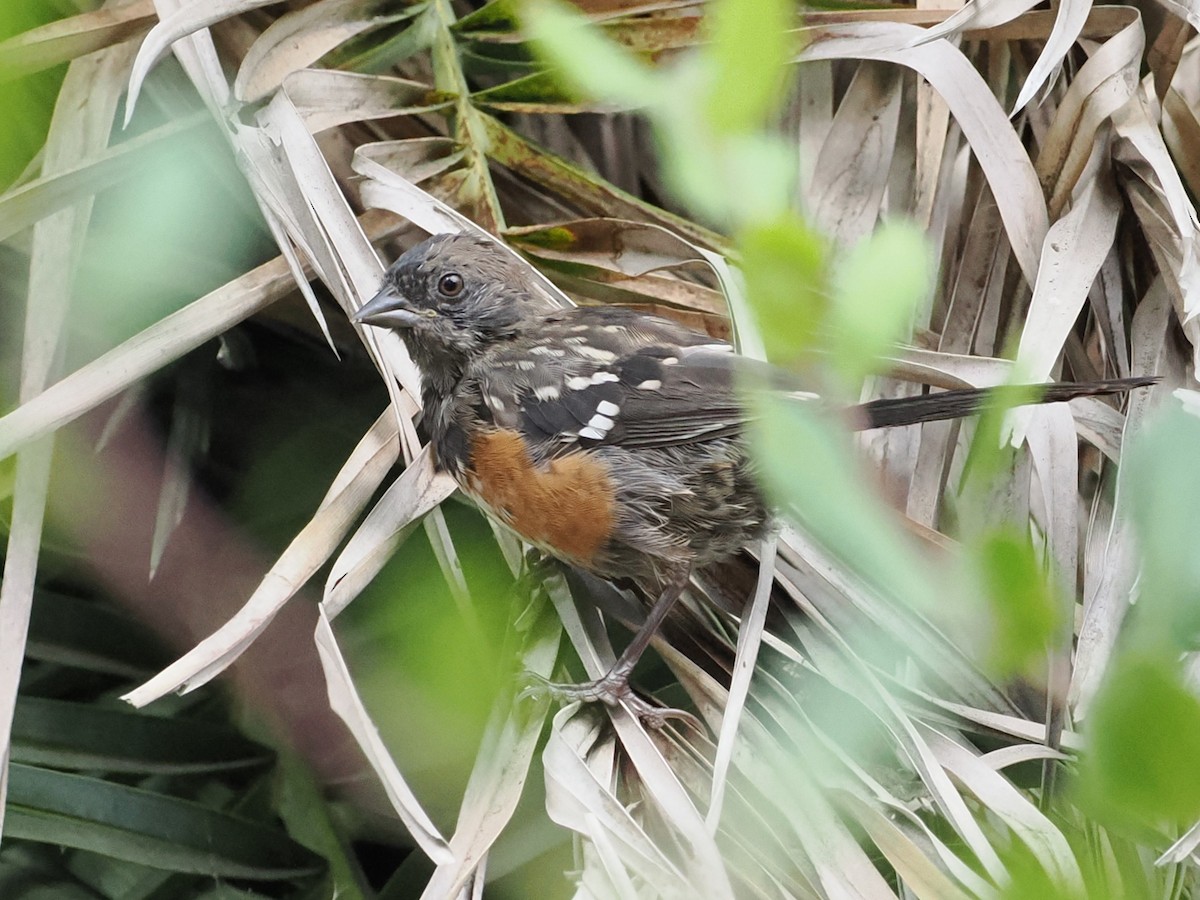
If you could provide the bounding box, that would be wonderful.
[354,232,1154,716]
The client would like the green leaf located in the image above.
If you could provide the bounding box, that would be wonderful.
[454,0,520,33]
[522,0,663,110]
[828,221,929,386]
[6,764,325,881]
[11,697,274,775]
[471,70,582,109]
[976,530,1059,678]
[704,0,792,134]
[739,215,828,362]
[747,394,933,612]
[1077,654,1200,826]
[26,590,168,677]
[1125,406,1200,650]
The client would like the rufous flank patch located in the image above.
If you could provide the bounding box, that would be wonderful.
[465,429,616,564]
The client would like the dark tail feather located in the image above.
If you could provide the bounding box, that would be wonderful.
[854,376,1160,430]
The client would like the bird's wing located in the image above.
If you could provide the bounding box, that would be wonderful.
[472,306,747,453]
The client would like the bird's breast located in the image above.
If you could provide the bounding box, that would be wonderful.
[459,428,617,568]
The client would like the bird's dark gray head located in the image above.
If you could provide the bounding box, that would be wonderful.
[355,233,555,389]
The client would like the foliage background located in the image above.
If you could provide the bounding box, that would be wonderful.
[1,0,1200,897]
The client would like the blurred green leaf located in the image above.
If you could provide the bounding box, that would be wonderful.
[747,394,932,611]
[1077,653,1200,826]
[6,764,325,880]
[1125,406,1200,650]
[829,221,928,387]
[739,215,827,362]
[522,0,663,109]
[0,1,63,188]
[976,529,1059,678]
[704,0,792,134]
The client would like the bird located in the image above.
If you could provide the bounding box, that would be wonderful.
[354,232,1156,721]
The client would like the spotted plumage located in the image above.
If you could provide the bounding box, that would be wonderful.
[373,242,768,581]
[354,232,1157,716]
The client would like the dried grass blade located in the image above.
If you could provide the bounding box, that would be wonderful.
[0,114,206,244]
[1007,155,1121,445]
[0,210,401,463]
[315,610,453,863]
[1035,18,1142,210]
[1113,93,1200,329]
[0,0,155,81]
[706,536,775,831]
[836,791,974,900]
[421,604,560,897]
[126,0,283,117]
[542,707,692,892]
[132,0,232,123]
[924,728,1085,893]
[0,38,135,835]
[1071,280,1172,715]
[323,447,456,618]
[798,21,1048,284]
[809,61,901,246]
[234,0,422,102]
[283,69,450,134]
[121,411,400,707]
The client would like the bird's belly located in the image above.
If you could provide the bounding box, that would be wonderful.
[460,429,617,569]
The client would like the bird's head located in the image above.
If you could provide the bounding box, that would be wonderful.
[355,233,555,388]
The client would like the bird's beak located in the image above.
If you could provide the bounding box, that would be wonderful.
[353,285,425,329]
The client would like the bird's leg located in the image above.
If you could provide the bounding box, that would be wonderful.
[522,567,697,728]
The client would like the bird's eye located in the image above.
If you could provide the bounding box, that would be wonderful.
[437,272,465,298]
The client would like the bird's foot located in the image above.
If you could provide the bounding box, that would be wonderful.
[519,670,699,731]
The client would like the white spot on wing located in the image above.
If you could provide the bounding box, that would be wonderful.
[488,395,506,410]
[586,413,614,431]
[569,371,618,389]
[637,379,662,390]
[577,345,617,362]
[596,400,619,416]
[661,356,679,366]
[578,426,606,440]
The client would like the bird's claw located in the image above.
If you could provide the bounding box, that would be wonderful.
[517,670,700,731]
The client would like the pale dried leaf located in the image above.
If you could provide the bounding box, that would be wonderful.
[1007,153,1121,446]
[315,610,453,863]
[121,411,399,707]
[0,210,402,462]
[925,728,1085,894]
[127,0,282,118]
[234,0,421,102]
[798,21,1048,285]
[0,0,154,81]
[283,68,448,134]
[323,447,456,618]
[810,61,901,246]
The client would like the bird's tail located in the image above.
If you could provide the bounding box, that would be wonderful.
[853,376,1159,430]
